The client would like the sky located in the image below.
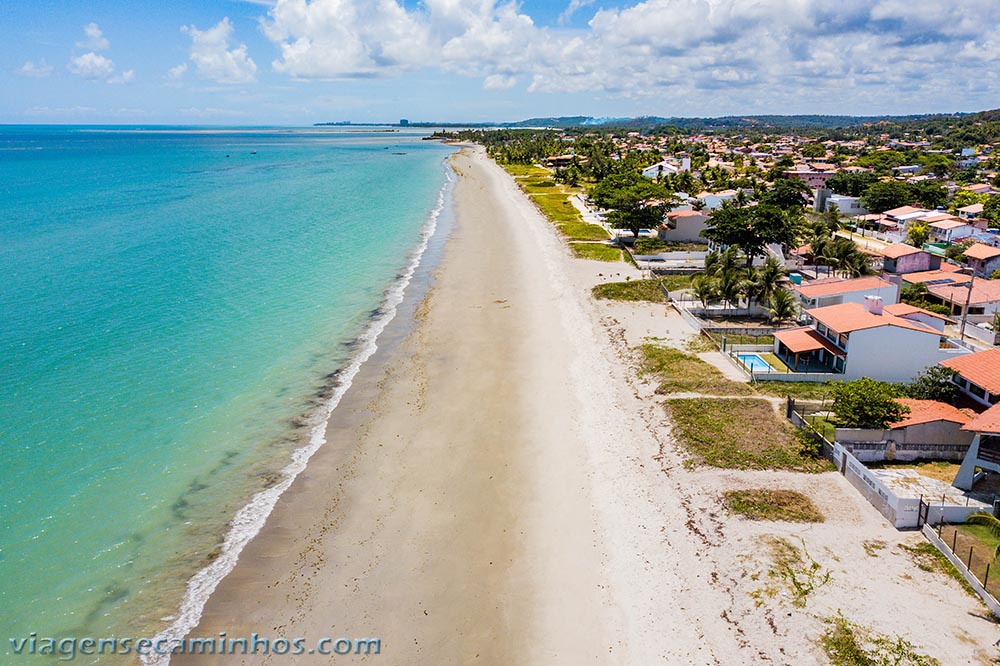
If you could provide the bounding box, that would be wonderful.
[3,0,1000,125]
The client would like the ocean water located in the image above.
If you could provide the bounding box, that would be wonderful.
[0,126,455,653]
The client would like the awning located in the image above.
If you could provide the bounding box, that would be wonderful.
[773,327,845,356]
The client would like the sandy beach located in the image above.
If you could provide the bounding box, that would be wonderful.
[173,146,997,666]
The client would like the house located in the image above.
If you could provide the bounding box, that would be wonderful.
[941,348,1000,408]
[953,403,1000,490]
[884,206,933,229]
[642,159,681,180]
[793,276,899,309]
[772,297,970,381]
[957,203,984,220]
[963,183,994,196]
[926,217,976,244]
[963,243,1000,278]
[695,189,739,210]
[826,194,867,216]
[783,168,836,188]
[658,210,710,243]
[892,165,922,175]
[903,269,1000,317]
[881,243,941,274]
[836,399,974,463]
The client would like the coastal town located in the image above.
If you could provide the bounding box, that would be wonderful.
[441,112,1000,662]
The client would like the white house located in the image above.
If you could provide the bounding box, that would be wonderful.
[642,159,680,180]
[941,348,1000,408]
[926,217,976,244]
[771,297,970,381]
[826,194,867,216]
[658,210,710,243]
[963,243,1000,278]
[695,189,739,210]
[793,276,899,309]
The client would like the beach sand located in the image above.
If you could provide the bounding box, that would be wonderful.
[173,146,998,666]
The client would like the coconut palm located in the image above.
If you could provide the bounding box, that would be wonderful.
[757,256,787,306]
[967,513,1000,559]
[767,288,800,324]
[691,275,720,309]
[719,267,745,311]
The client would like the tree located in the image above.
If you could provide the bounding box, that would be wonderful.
[590,174,675,241]
[823,203,841,233]
[826,171,878,197]
[756,256,787,306]
[761,178,810,211]
[691,275,720,309]
[906,222,929,247]
[860,180,915,213]
[905,366,960,403]
[703,204,798,267]
[911,180,948,209]
[984,196,1000,228]
[800,142,827,158]
[831,378,909,429]
[767,288,799,324]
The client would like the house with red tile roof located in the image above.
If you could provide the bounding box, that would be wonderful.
[954,400,1000,490]
[772,297,971,381]
[963,243,1000,278]
[901,270,1000,318]
[793,276,899,309]
[880,243,941,274]
[835,398,974,463]
[941,348,1000,408]
[657,209,709,243]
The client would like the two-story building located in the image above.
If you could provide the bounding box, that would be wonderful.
[657,210,710,243]
[772,296,970,381]
[940,348,1000,408]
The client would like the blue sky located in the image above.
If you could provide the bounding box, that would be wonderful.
[4,0,1000,125]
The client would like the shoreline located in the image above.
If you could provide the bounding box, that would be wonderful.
[145,155,458,664]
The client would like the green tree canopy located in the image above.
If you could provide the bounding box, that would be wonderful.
[825,171,879,197]
[860,180,915,213]
[831,378,909,429]
[590,174,675,240]
[904,366,960,403]
[703,204,798,266]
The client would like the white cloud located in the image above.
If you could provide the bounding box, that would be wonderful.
[68,52,115,79]
[182,18,257,84]
[77,22,110,51]
[18,60,54,77]
[249,0,1000,113]
[483,73,516,89]
[167,63,188,81]
[558,0,594,25]
[108,69,135,84]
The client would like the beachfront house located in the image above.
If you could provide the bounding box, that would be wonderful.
[771,296,971,381]
[881,244,941,274]
[835,398,974,463]
[793,276,899,309]
[658,210,710,243]
[941,348,1000,408]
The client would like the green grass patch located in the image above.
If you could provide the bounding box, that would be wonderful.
[634,238,709,254]
[723,489,824,522]
[820,613,940,666]
[657,273,697,291]
[637,344,753,396]
[959,524,1000,553]
[529,192,581,224]
[569,243,622,261]
[592,279,666,303]
[712,333,775,346]
[665,398,831,471]
[752,536,831,607]
[502,164,550,178]
[754,380,839,400]
[559,219,611,240]
[899,542,980,602]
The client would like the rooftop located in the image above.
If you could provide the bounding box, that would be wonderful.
[880,243,922,259]
[963,243,1000,261]
[807,301,940,335]
[795,276,896,299]
[773,326,845,355]
[892,399,971,429]
[943,348,1000,396]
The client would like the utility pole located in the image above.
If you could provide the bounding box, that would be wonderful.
[960,270,975,341]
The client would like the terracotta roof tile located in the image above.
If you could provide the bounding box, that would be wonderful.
[773,327,845,355]
[893,399,972,428]
[882,302,955,323]
[795,276,895,299]
[942,349,1000,396]
[963,243,1000,261]
[880,243,922,259]
[962,403,1000,434]
[807,302,940,335]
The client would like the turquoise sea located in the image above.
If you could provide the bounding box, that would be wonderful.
[0,126,455,654]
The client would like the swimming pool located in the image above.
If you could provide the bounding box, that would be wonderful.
[737,353,776,372]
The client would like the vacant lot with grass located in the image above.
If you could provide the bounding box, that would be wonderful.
[637,344,753,395]
[633,238,709,254]
[665,398,831,471]
[723,489,824,522]
[592,279,667,303]
[754,380,839,401]
[569,243,622,261]
[502,167,610,242]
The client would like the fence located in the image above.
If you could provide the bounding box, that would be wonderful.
[922,521,1000,617]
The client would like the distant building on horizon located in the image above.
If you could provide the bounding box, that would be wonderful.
[399,119,409,126]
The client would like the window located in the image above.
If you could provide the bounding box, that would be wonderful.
[970,383,987,399]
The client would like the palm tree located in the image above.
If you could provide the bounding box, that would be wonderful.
[719,267,744,311]
[757,256,787,306]
[767,288,800,324]
[742,268,764,317]
[967,513,1000,559]
[691,275,720,309]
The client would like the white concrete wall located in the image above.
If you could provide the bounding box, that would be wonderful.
[843,326,969,382]
[658,216,709,243]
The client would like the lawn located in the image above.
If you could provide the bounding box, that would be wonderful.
[664,397,831,471]
[528,192,609,240]
[501,164,550,178]
[711,333,775,346]
[570,243,622,261]
[637,344,753,396]
[633,238,709,254]
[657,273,697,291]
[723,489,824,522]
[592,279,667,303]
[754,380,840,401]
